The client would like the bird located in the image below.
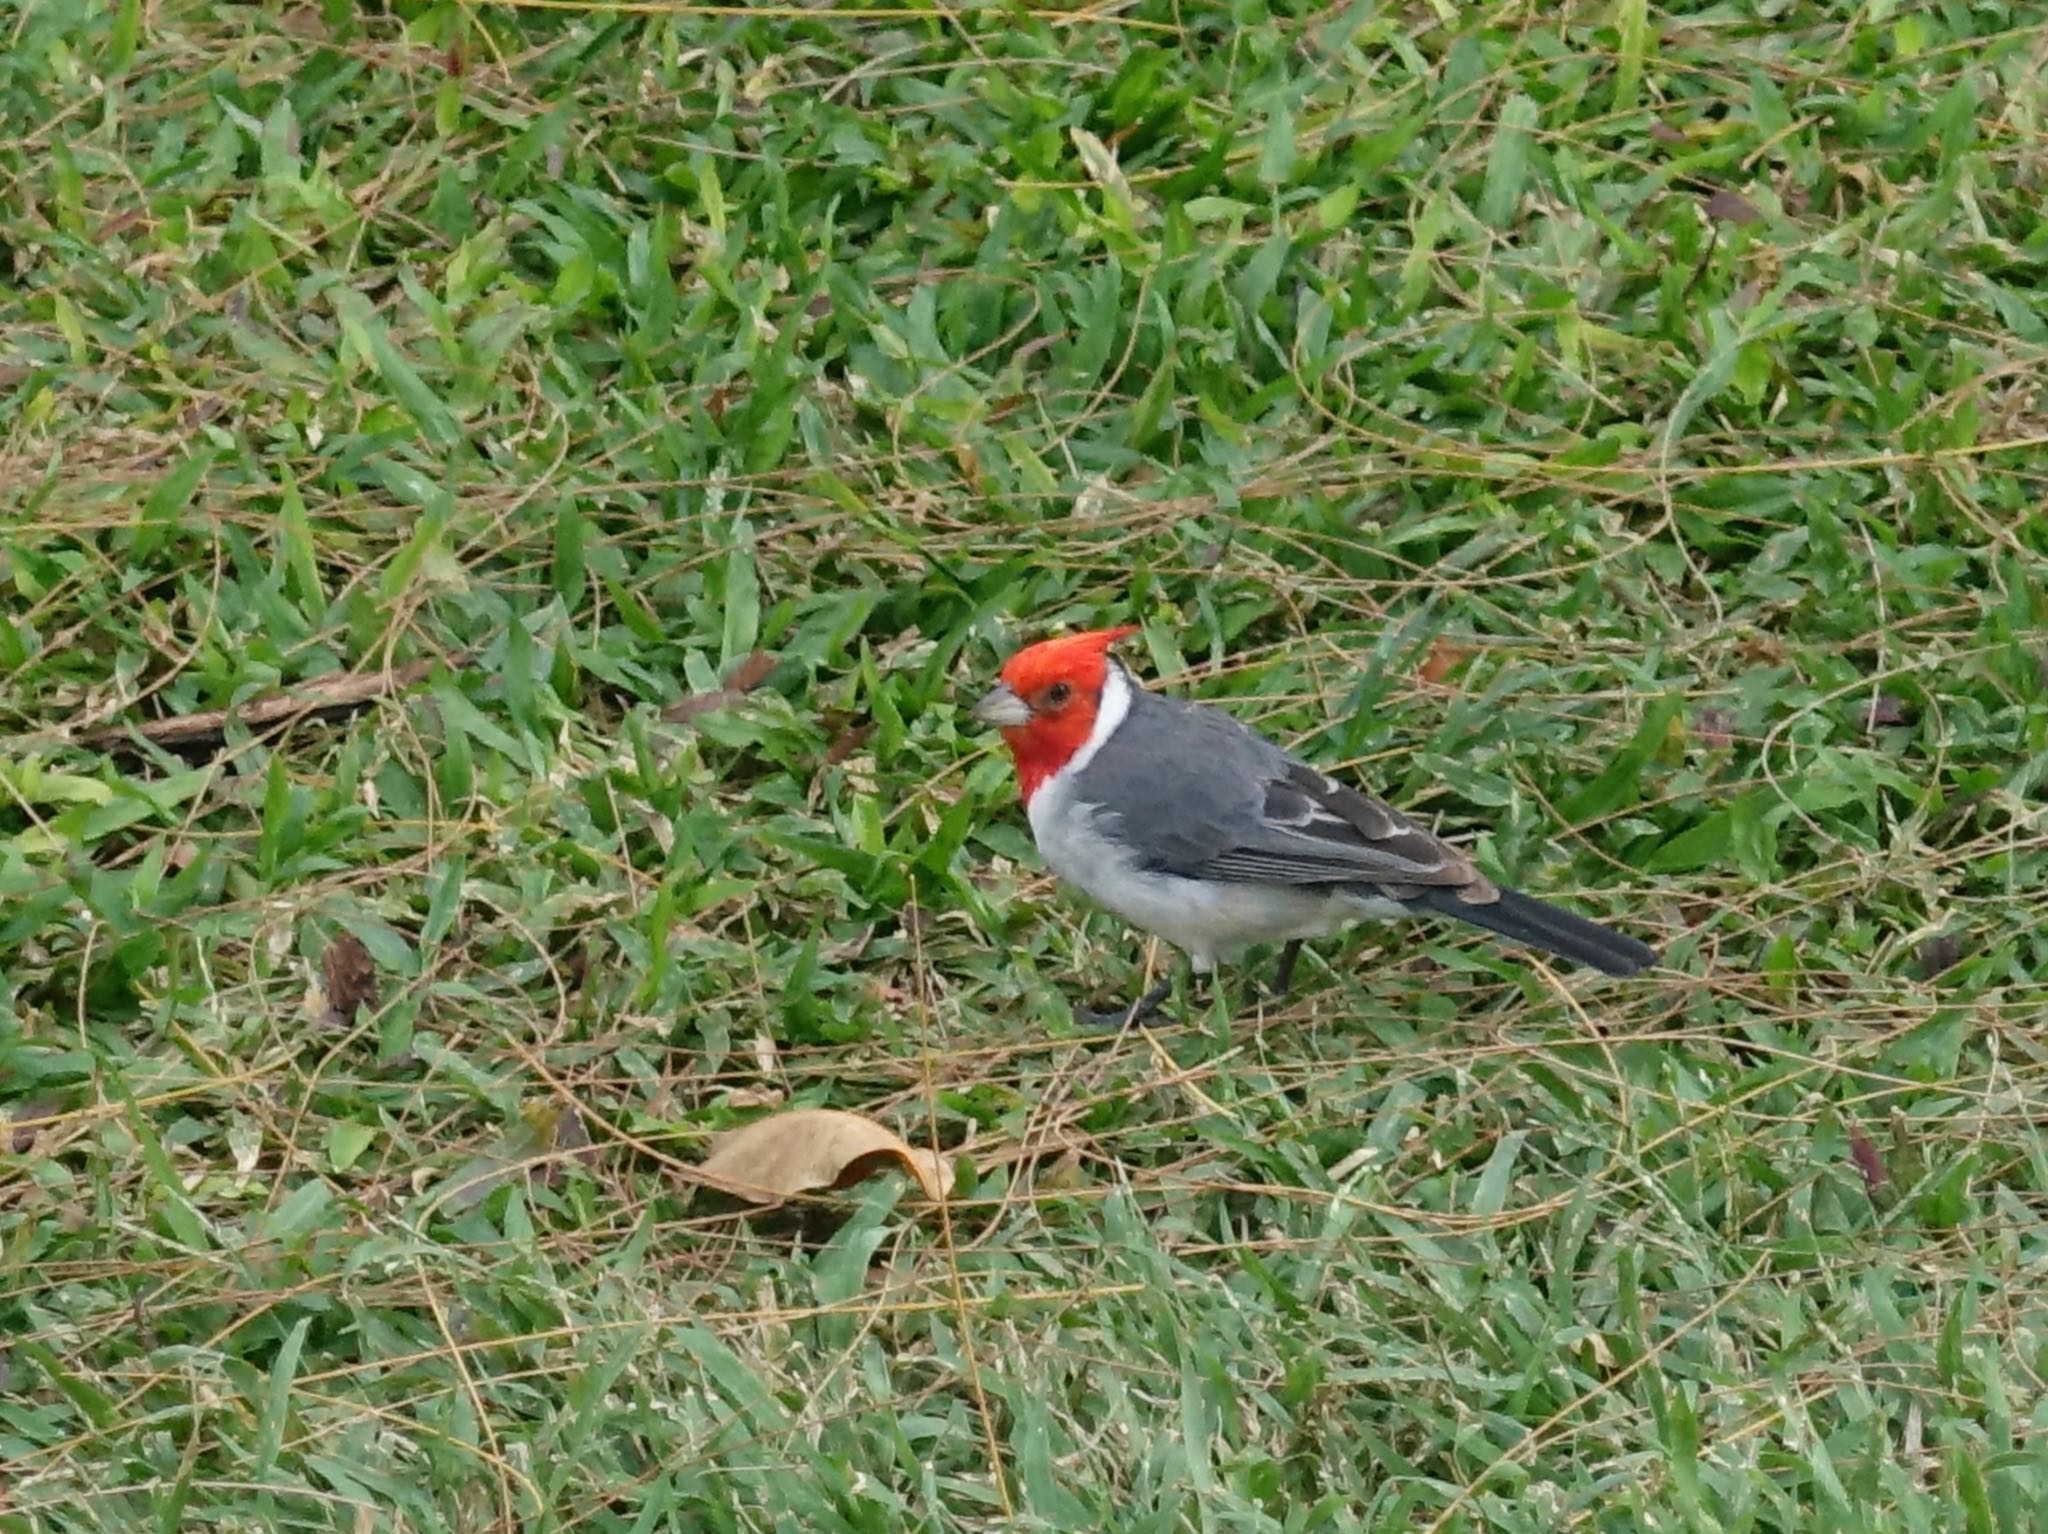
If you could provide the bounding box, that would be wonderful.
[969,624,1657,1025]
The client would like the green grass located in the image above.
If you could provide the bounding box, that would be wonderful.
[5,0,2048,1527]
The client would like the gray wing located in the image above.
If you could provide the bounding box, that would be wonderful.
[1072,680,1496,901]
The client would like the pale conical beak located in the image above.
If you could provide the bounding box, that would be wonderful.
[970,683,1032,727]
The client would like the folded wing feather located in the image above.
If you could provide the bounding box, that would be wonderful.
[1076,685,1499,904]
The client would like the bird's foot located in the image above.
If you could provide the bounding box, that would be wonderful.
[1072,949,1297,1033]
[1074,974,1177,1031]
[1269,939,1303,999]
[1215,940,1305,1023]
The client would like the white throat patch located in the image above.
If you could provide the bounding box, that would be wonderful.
[1065,660,1131,779]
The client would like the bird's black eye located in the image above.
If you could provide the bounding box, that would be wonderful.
[1046,681,1072,707]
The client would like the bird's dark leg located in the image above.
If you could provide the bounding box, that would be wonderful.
[1270,939,1303,999]
[1075,972,1178,1031]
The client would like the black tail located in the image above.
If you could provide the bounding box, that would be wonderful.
[1412,885,1657,977]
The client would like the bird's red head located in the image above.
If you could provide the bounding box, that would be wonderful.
[972,625,1138,801]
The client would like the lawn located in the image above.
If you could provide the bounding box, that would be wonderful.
[4,0,2047,1528]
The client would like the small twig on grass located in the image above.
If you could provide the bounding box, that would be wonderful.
[80,655,462,750]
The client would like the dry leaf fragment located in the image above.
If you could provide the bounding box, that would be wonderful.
[1650,121,1687,145]
[1847,1130,1887,1196]
[703,381,745,425]
[1702,188,1763,226]
[1858,694,1910,732]
[661,650,778,724]
[698,1108,954,1205]
[729,651,774,692]
[1417,638,1472,686]
[320,934,377,1029]
[663,690,739,726]
[823,720,875,766]
[94,209,147,243]
[725,650,777,693]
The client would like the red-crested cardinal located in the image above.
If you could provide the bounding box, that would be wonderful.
[971,625,1657,1023]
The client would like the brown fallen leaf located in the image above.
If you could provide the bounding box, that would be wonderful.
[663,690,738,725]
[319,934,377,1029]
[1702,188,1763,225]
[703,380,745,425]
[697,1108,954,1206]
[83,655,461,749]
[1417,638,1471,687]
[727,650,777,692]
[661,650,778,725]
[93,209,147,243]
[1858,695,1911,732]
[823,719,875,766]
[1847,1130,1887,1196]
